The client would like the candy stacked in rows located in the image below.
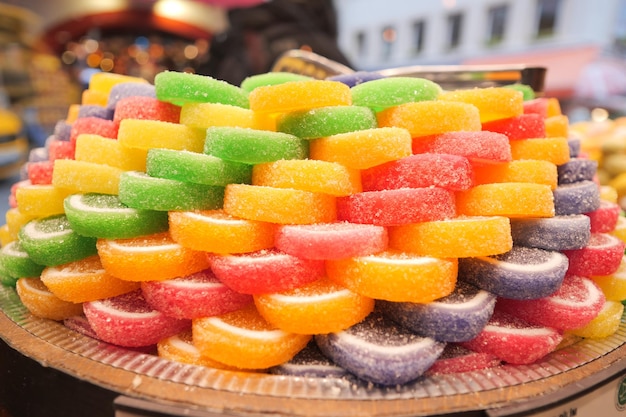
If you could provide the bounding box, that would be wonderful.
[0,68,624,387]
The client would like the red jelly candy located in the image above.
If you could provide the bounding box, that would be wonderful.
[209,249,325,294]
[482,113,546,140]
[496,274,606,330]
[141,269,253,319]
[48,140,76,160]
[70,117,119,143]
[27,161,54,185]
[83,289,190,347]
[336,187,456,226]
[113,96,181,124]
[411,131,512,163]
[563,233,625,276]
[361,153,474,192]
[586,200,620,233]
[459,310,562,365]
[425,345,501,375]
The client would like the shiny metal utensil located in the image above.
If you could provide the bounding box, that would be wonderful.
[271,49,547,94]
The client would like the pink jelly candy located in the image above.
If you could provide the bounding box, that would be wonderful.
[48,140,76,160]
[70,117,119,143]
[27,161,54,185]
[113,96,181,124]
[411,131,512,163]
[481,113,546,140]
[496,274,606,330]
[425,344,501,375]
[83,289,190,347]
[459,310,563,365]
[209,249,326,294]
[141,269,253,319]
[360,153,474,192]
[563,233,625,276]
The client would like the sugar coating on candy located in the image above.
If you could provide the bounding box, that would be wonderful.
[269,341,349,378]
[240,72,313,93]
[327,71,384,87]
[509,137,571,165]
[592,256,626,301]
[325,250,458,303]
[192,304,312,369]
[64,193,169,239]
[350,77,441,111]
[315,311,446,386]
[168,210,276,254]
[0,240,45,284]
[118,119,206,152]
[69,117,119,143]
[562,233,626,276]
[379,280,496,342]
[411,131,512,163]
[509,215,591,251]
[106,82,156,110]
[141,269,253,319]
[53,120,72,141]
[459,310,563,365]
[553,180,601,215]
[118,171,225,211]
[147,148,252,186]
[75,134,147,172]
[89,72,149,94]
[77,105,114,120]
[377,101,481,137]
[16,277,85,321]
[472,160,558,190]
[425,344,501,375]
[389,216,513,258]
[437,87,524,123]
[28,147,48,163]
[223,184,336,225]
[205,126,308,164]
[180,102,273,130]
[254,276,375,334]
[496,274,605,330]
[545,115,570,138]
[557,158,598,184]
[523,97,562,117]
[276,105,377,139]
[309,127,412,170]
[586,200,620,233]
[157,330,240,370]
[274,222,388,260]
[83,289,190,347]
[48,140,75,161]
[52,159,124,195]
[458,246,569,300]
[210,249,325,294]
[481,113,546,140]
[361,153,474,192]
[27,161,54,185]
[567,300,624,339]
[456,182,555,218]
[113,96,181,124]
[252,159,361,196]
[337,187,456,226]
[155,71,249,108]
[248,80,351,114]
[16,184,73,217]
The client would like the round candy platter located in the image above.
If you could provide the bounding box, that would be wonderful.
[1,283,625,416]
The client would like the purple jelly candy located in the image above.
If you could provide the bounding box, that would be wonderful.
[509,215,591,251]
[557,158,598,184]
[553,180,601,215]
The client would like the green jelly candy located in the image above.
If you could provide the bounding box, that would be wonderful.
[276,105,377,139]
[240,72,313,94]
[0,263,17,287]
[505,84,536,101]
[119,171,225,211]
[350,77,441,111]
[0,240,45,282]
[18,215,98,267]
[155,71,249,108]
[205,127,309,164]
[146,148,252,186]
[64,193,170,239]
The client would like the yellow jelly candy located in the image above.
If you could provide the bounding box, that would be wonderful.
[388,216,512,258]
[81,89,108,106]
[377,101,481,137]
[326,250,457,303]
[168,209,276,254]
[15,277,83,321]
[117,119,206,152]
[5,207,36,239]
[567,300,624,339]
[97,232,211,281]
[611,216,626,243]
[52,159,124,195]
[224,184,336,225]
[437,87,524,123]
[15,184,73,217]
[66,104,80,123]
[592,256,626,301]
[252,159,362,196]
[472,160,558,190]
[75,134,147,172]
[509,137,571,165]
[456,183,555,218]
[0,224,13,246]
[180,102,275,131]
[309,127,412,170]
[249,80,351,114]
[254,277,375,334]
[89,72,149,94]
[40,255,140,303]
[192,304,311,369]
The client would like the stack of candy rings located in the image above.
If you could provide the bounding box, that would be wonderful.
[1,68,625,387]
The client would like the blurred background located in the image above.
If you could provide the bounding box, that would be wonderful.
[0,0,626,185]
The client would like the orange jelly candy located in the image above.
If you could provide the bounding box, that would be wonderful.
[456,183,555,218]
[248,80,351,114]
[192,304,311,369]
[40,255,140,303]
[158,330,242,371]
[437,87,524,123]
[168,209,276,254]
[509,137,571,165]
[472,160,558,190]
[325,250,457,303]
[388,216,513,258]
[97,232,211,281]
[223,184,336,225]
[15,277,83,321]
[254,277,375,334]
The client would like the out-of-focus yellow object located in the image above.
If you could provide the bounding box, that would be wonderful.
[0,109,29,180]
